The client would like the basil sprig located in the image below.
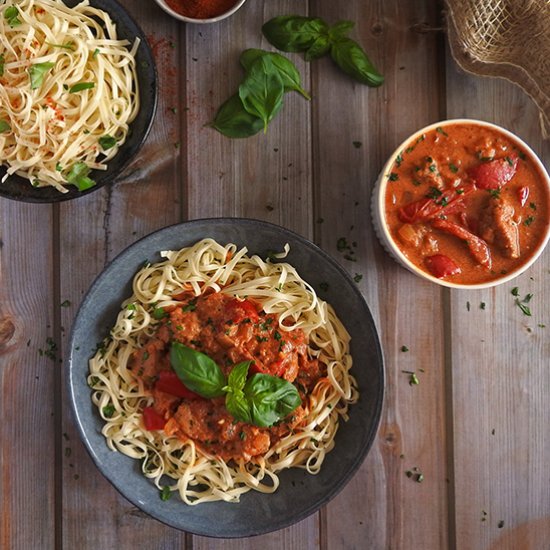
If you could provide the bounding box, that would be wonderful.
[262,15,384,87]
[212,49,309,138]
[28,62,55,90]
[99,135,117,150]
[170,342,301,427]
[68,82,95,93]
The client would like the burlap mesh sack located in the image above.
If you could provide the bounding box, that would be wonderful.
[445,0,550,137]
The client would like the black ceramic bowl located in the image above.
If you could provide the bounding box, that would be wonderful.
[68,218,384,537]
[0,0,157,203]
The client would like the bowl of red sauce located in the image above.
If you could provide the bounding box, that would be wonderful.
[372,119,550,288]
[154,0,246,23]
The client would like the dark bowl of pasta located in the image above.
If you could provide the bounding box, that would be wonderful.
[68,218,384,537]
[0,0,157,203]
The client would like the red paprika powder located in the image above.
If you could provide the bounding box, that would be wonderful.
[165,0,238,19]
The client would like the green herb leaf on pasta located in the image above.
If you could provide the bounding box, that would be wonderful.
[0,54,5,77]
[28,62,55,90]
[99,135,117,150]
[243,373,301,427]
[170,342,227,398]
[65,161,96,191]
[68,82,95,93]
[0,119,11,134]
[4,6,21,27]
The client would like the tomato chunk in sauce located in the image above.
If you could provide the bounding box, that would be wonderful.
[130,292,322,462]
[384,123,550,284]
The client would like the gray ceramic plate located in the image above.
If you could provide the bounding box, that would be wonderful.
[68,218,384,537]
[0,0,157,203]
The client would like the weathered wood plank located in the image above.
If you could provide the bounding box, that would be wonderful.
[59,0,187,547]
[445,61,550,550]
[313,1,450,549]
[186,1,318,548]
[0,202,55,549]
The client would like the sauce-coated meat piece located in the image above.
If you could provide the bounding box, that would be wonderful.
[479,197,520,259]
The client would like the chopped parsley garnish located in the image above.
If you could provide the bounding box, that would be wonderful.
[505,156,514,166]
[436,126,448,136]
[4,6,21,27]
[0,54,5,76]
[489,189,501,198]
[99,135,117,150]
[449,163,458,173]
[353,273,363,283]
[60,299,71,307]
[387,172,399,181]
[515,299,532,316]
[480,302,486,310]
[65,161,96,191]
[182,299,197,312]
[511,287,520,297]
[152,307,167,320]
[401,345,409,352]
[126,303,137,311]
[426,186,442,200]
[55,162,62,171]
[524,216,535,226]
[46,41,75,51]
[92,48,100,58]
[102,404,115,418]
[160,486,172,501]
[68,82,95,93]
[0,119,10,134]
[529,202,537,210]
[456,188,465,195]
[395,152,403,166]
[28,62,55,90]
[352,140,362,149]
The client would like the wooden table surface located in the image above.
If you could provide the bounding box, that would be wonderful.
[1,1,549,549]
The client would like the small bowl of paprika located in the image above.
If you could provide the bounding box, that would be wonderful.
[154,0,247,23]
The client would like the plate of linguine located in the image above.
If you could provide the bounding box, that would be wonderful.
[0,0,157,202]
[68,218,384,537]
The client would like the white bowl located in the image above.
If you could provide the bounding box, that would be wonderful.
[154,0,247,24]
[371,119,550,289]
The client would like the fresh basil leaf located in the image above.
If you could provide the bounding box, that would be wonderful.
[28,62,55,90]
[170,342,226,398]
[212,94,264,138]
[0,119,10,134]
[0,54,5,77]
[99,135,117,150]
[243,374,301,428]
[46,41,75,51]
[226,389,252,424]
[68,82,95,93]
[238,57,285,132]
[329,20,355,40]
[65,161,96,191]
[262,15,329,53]
[4,6,21,27]
[227,360,251,391]
[240,49,310,99]
[330,38,384,87]
[305,35,331,61]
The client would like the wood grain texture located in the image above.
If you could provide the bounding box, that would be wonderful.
[312,1,450,549]
[445,60,550,550]
[58,1,187,547]
[0,202,55,550]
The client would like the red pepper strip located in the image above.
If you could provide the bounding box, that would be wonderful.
[226,298,260,323]
[468,154,518,190]
[398,185,475,224]
[425,254,462,278]
[155,370,201,399]
[142,406,165,431]
[518,185,530,207]
[431,219,492,269]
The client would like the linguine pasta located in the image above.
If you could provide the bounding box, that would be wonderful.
[89,239,359,504]
[0,0,139,192]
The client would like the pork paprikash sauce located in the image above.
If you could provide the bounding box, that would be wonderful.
[384,124,550,284]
